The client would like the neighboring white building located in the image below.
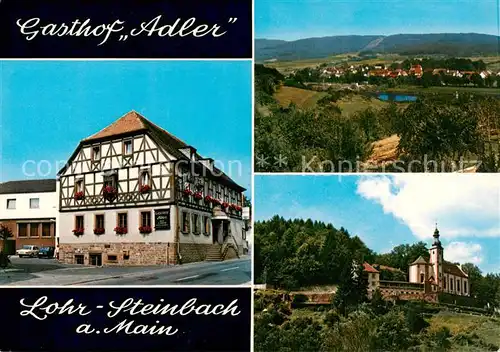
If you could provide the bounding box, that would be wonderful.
[409,227,469,296]
[57,111,248,266]
[0,180,57,253]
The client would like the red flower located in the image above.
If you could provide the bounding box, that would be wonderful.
[139,184,151,193]
[221,202,229,209]
[193,192,203,200]
[204,195,213,203]
[74,191,85,200]
[114,226,128,235]
[103,186,118,201]
[72,228,84,236]
[212,198,221,205]
[235,205,242,211]
[139,226,152,234]
[93,228,105,235]
[183,189,193,196]
[229,204,237,210]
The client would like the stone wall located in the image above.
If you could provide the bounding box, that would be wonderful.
[178,243,221,263]
[59,242,178,266]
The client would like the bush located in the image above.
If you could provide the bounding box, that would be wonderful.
[292,294,309,303]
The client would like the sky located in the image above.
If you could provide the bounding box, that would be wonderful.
[255,174,500,274]
[0,60,252,195]
[256,0,500,40]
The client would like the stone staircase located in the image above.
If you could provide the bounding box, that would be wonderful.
[205,244,223,261]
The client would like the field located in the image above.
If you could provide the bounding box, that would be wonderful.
[387,85,500,96]
[274,86,328,109]
[273,86,388,115]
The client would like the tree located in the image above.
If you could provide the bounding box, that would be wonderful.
[0,225,13,268]
[333,262,367,315]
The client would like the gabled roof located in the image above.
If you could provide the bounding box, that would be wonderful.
[0,179,56,194]
[363,262,379,273]
[443,262,468,278]
[410,256,429,265]
[59,111,245,192]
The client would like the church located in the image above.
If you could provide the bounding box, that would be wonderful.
[408,227,469,296]
[56,111,249,266]
[364,227,470,298]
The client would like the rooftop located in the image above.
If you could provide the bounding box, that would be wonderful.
[0,179,56,194]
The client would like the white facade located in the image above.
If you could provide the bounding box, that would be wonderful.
[1,191,57,220]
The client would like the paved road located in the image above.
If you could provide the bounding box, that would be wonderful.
[1,256,251,286]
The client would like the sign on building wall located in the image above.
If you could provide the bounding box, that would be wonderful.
[154,209,171,230]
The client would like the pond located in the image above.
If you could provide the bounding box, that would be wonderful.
[377,93,418,102]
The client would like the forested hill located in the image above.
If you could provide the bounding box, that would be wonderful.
[256,33,500,61]
[255,216,500,307]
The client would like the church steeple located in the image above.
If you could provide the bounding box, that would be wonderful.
[432,224,442,248]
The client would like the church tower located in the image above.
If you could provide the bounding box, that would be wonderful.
[428,226,444,290]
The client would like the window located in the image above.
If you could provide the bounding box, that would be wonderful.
[123,251,130,260]
[182,211,190,233]
[42,223,51,237]
[75,179,83,193]
[107,254,118,262]
[204,216,210,235]
[420,273,424,283]
[450,278,453,291]
[444,279,447,289]
[6,199,16,209]
[141,211,151,227]
[464,281,467,294]
[18,223,27,237]
[117,213,128,228]
[75,215,84,229]
[457,279,460,292]
[30,198,40,209]
[30,223,40,237]
[104,174,117,188]
[192,213,200,234]
[123,140,133,155]
[140,170,151,186]
[95,214,105,230]
[92,146,101,161]
[75,255,84,265]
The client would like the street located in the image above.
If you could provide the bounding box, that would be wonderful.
[1,256,252,286]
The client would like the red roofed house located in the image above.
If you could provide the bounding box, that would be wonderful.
[410,64,423,77]
[363,262,380,296]
[56,111,248,266]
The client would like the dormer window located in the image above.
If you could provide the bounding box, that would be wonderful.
[123,140,133,156]
[92,146,101,161]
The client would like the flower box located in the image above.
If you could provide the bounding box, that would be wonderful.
[193,192,203,200]
[212,198,221,206]
[221,202,229,209]
[74,191,85,201]
[183,189,193,197]
[204,195,213,204]
[103,186,118,202]
[114,226,127,235]
[139,226,152,234]
[139,184,151,193]
[72,228,84,236]
[235,205,242,212]
[93,228,105,235]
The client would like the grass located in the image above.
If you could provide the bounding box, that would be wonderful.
[274,86,328,109]
[386,85,500,96]
[428,311,500,351]
[337,94,388,116]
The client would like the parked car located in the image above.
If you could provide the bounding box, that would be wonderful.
[16,245,39,258]
[38,246,55,258]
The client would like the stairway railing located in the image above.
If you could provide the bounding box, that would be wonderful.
[221,234,240,260]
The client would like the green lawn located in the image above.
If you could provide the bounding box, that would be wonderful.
[337,94,389,116]
[274,86,328,109]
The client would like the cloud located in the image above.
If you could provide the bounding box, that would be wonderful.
[356,174,500,240]
[444,242,483,264]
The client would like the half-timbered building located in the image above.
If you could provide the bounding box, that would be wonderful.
[57,111,248,266]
